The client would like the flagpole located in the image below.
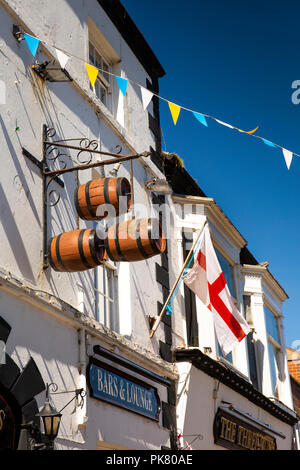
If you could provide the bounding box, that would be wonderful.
[149,219,207,339]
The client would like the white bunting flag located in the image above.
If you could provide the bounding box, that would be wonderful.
[215,119,234,129]
[282,148,293,170]
[56,49,69,69]
[140,87,154,110]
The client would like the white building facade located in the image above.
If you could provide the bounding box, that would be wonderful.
[0,0,297,451]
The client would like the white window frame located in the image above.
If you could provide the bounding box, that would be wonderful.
[95,261,119,333]
[264,302,282,397]
[89,41,112,110]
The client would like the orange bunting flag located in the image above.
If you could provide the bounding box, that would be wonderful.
[168,102,181,125]
[238,126,259,134]
[85,63,99,87]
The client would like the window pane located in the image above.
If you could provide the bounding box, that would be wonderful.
[95,50,101,69]
[102,60,110,83]
[182,231,198,347]
[215,249,236,297]
[265,306,279,343]
[89,42,94,65]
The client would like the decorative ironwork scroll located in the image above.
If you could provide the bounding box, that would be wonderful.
[22,124,151,270]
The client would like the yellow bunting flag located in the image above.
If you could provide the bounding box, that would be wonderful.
[85,63,99,87]
[238,126,259,134]
[168,102,181,125]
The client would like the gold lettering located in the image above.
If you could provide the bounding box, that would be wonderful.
[220,417,228,439]
[219,418,237,443]
[237,426,245,446]
[219,416,276,451]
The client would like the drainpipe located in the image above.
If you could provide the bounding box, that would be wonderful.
[77,328,88,427]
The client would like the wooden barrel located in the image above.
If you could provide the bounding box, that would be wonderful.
[74,177,131,221]
[104,218,166,262]
[48,229,105,272]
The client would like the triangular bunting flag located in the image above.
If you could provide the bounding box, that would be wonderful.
[243,126,259,134]
[140,87,153,110]
[115,76,128,96]
[56,49,69,69]
[282,148,293,170]
[85,63,99,87]
[193,112,208,127]
[215,119,234,129]
[24,33,40,57]
[168,102,181,125]
[263,139,276,148]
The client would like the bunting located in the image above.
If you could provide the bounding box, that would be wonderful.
[18,31,299,171]
[168,102,181,125]
[56,49,69,69]
[263,139,276,148]
[215,119,234,129]
[282,149,293,170]
[85,63,99,87]
[140,87,154,110]
[24,33,40,57]
[115,76,128,96]
[193,112,208,127]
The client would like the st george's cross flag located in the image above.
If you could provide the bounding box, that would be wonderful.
[183,225,250,356]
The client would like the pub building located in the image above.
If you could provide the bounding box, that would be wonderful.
[0,0,297,450]
[163,165,298,450]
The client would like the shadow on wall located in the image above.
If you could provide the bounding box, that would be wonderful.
[255,338,265,393]
[0,114,41,227]
[0,182,35,282]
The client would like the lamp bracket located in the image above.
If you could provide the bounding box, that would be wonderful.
[45,382,86,413]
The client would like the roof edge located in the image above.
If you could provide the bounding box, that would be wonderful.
[97,0,166,79]
[175,348,297,426]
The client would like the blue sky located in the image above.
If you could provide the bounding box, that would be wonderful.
[121,0,300,348]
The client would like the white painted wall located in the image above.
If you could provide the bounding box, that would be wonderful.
[0,0,170,450]
[176,363,293,450]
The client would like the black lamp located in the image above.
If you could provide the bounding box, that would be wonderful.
[36,384,62,445]
[32,60,73,82]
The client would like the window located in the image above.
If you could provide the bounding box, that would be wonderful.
[89,41,112,109]
[182,230,199,347]
[264,305,281,397]
[243,295,259,390]
[265,305,280,344]
[214,249,236,363]
[215,249,236,298]
[94,260,119,332]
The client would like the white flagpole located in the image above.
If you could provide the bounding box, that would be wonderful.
[149,219,207,339]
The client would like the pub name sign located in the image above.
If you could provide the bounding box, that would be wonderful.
[214,408,277,450]
[87,358,160,421]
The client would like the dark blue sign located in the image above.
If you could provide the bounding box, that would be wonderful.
[88,359,160,421]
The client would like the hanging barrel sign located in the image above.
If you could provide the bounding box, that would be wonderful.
[104,218,166,262]
[48,228,105,272]
[74,177,132,221]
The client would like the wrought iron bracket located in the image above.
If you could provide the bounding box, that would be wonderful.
[22,125,150,270]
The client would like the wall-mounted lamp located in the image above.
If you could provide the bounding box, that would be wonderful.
[144,178,172,195]
[36,385,62,448]
[32,60,73,83]
[31,382,85,450]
